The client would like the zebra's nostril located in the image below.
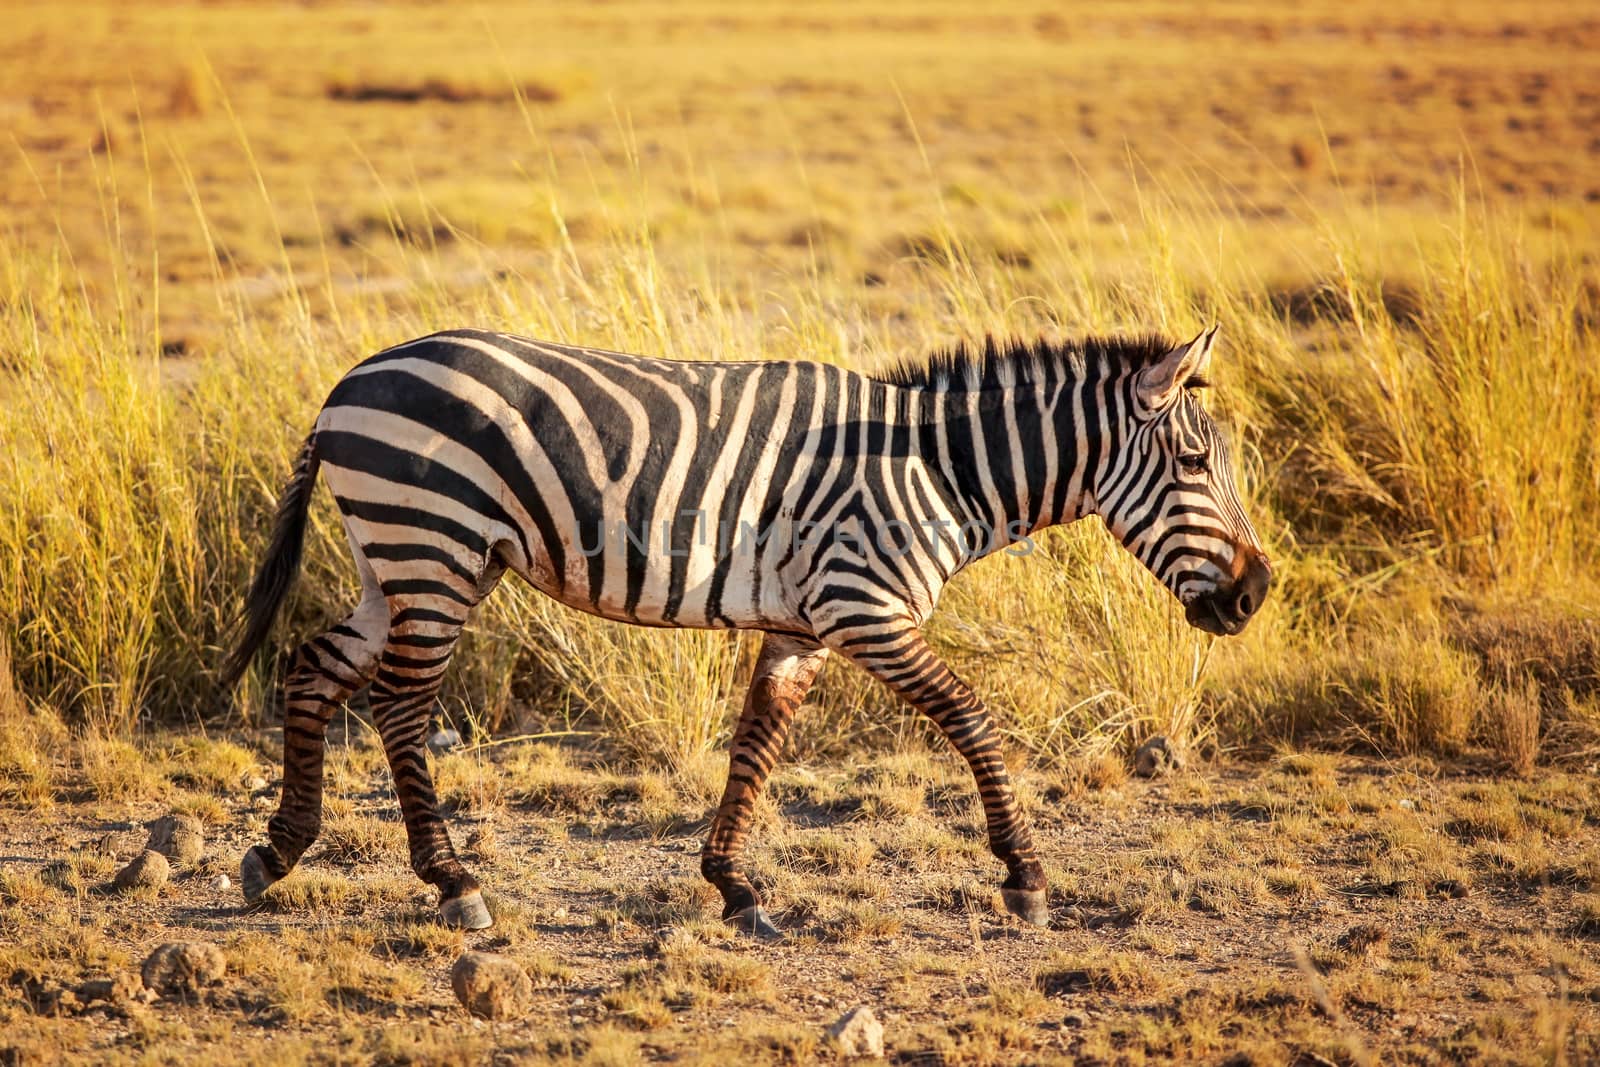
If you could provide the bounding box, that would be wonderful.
[1235,592,1253,617]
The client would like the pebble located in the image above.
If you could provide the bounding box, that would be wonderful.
[113,850,170,892]
[212,874,232,891]
[93,832,119,859]
[145,814,205,867]
[827,1004,885,1058]
[141,942,227,999]
[428,728,464,754]
[450,951,533,1020]
[1134,736,1182,778]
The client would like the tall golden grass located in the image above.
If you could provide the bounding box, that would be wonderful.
[1,131,1596,769]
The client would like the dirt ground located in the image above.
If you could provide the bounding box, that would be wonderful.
[0,729,1595,1065]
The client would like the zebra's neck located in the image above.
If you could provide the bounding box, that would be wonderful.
[904,367,1113,560]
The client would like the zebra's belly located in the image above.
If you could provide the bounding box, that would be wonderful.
[523,534,801,632]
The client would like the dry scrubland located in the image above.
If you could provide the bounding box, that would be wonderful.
[1,1,1598,1063]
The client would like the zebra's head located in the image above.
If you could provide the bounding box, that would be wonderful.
[1093,327,1271,636]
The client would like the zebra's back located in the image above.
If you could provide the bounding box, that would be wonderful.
[313,329,931,632]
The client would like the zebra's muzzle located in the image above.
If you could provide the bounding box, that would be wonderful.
[1185,595,1241,636]
[1185,550,1271,636]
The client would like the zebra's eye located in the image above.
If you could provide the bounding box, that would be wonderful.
[1178,452,1209,476]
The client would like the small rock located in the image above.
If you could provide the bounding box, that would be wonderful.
[246,776,268,792]
[1399,798,1416,811]
[827,1004,885,1058]
[141,942,226,999]
[212,874,232,892]
[428,728,463,754]
[1133,736,1181,778]
[1062,1011,1089,1028]
[78,972,143,1006]
[113,850,170,892]
[145,814,205,867]
[451,951,533,1020]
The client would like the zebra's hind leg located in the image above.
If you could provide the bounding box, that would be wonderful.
[241,588,387,903]
[701,634,828,939]
[368,599,492,930]
[826,623,1050,927]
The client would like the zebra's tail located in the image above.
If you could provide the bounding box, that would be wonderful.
[219,433,322,693]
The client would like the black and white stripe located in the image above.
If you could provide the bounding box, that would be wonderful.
[223,325,1270,932]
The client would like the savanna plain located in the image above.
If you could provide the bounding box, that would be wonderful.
[1,2,1598,1064]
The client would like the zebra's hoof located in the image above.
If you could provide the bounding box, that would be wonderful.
[440,890,494,930]
[1001,887,1051,927]
[727,905,783,940]
[239,846,277,904]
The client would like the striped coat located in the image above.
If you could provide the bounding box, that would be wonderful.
[224,327,1271,935]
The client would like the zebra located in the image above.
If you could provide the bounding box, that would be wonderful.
[221,325,1270,935]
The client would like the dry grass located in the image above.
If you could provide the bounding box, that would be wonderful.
[0,1,1597,774]
[0,647,62,810]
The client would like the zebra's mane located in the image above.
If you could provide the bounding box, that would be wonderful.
[871,333,1181,391]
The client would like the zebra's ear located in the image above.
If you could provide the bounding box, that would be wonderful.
[1137,326,1219,409]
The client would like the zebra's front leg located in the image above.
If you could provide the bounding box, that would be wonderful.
[827,622,1050,927]
[702,634,828,938]
[241,593,386,903]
